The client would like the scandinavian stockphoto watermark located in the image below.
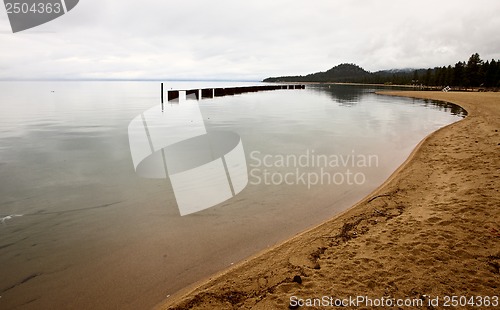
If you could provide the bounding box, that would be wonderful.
[289,295,499,308]
[249,149,379,189]
[3,0,79,33]
[290,295,426,308]
[128,88,378,216]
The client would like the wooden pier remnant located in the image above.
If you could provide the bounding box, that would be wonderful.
[186,89,200,100]
[161,84,305,102]
[214,88,226,97]
[161,83,164,103]
[201,88,214,99]
[167,90,179,101]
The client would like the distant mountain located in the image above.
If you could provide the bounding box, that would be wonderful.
[263,63,371,83]
[264,53,500,88]
[263,63,426,84]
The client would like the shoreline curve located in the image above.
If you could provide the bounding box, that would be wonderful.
[157,91,500,310]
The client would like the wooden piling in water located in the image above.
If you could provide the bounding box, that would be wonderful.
[214,88,226,97]
[186,89,199,100]
[233,87,245,94]
[168,90,179,101]
[161,84,305,103]
[201,88,214,99]
[161,83,164,103]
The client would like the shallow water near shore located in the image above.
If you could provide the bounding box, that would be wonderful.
[0,82,465,309]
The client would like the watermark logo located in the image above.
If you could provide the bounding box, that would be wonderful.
[128,88,379,216]
[3,0,79,33]
[249,149,378,189]
[128,91,248,216]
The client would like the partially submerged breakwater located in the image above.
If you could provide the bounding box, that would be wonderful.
[161,84,306,103]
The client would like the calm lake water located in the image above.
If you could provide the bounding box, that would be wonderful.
[0,82,465,309]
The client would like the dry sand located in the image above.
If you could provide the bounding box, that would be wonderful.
[157,91,500,310]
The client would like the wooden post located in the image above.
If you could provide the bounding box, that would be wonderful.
[168,90,180,101]
[161,83,164,103]
[202,88,214,98]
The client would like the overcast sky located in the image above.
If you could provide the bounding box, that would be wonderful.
[1,0,499,80]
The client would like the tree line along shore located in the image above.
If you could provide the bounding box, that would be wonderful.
[264,53,500,91]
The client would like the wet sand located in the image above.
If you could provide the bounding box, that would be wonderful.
[158,91,500,309]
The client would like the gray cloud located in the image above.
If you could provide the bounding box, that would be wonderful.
[1,0,499,80]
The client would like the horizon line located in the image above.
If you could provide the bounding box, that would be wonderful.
[0,78,265,82]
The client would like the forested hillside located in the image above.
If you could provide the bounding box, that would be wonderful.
[264,53,500,89]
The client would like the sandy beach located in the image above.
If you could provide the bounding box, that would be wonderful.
[158,91,500,310]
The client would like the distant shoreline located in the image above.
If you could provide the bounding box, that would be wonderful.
[264,81,420,88]
[268,81,500,92]
[158,91,500,309]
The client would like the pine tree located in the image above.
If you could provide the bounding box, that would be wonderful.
[423,68,432,86]
[465,53,483,88]
[488,59,500,88]
[444,65,453,86]
[453,61,465,90]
